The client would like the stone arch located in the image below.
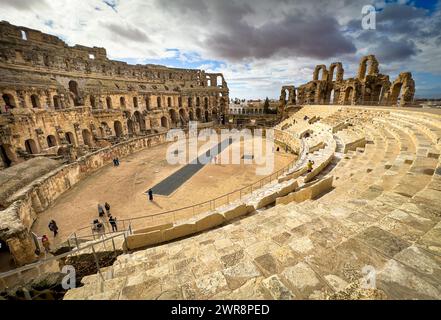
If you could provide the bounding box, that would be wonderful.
[212,108,218,120]
[167,97,172,108]
[187,97,192,108]
[106,96,112,109]
[65,132,76,145]
[133,96,138,108]
[196,108,202,121]
[134,111,145,131]
[389,82,403,104]
[161,116,168,128]
[169,109,178,126]
[313,65,328,81]
[120,96,126,108]
[46,135,57,147]
[204,97,209,109]
[114,120,123,137]
[344,87,354,105]
[82,129,93,147]
[24,139,39,154]
[127,119,134,135]
[2,93,17,110]
[204,110,209,122]
[189,110,194,121]
[357,55,379,79]
[328,62,344,82]
[157,96,161,108]
[90,95,97,109]
[145,96,151,110]
[69,80,81,106]
[179,108,186,124]
[53,95,62,109]
[178,96,182,108]
[30,94,40,108]
[196,97,200,107]
[0,144,15,167]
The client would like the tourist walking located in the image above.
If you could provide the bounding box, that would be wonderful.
[48,220,59,237]
[41,235,51,253]
[105,202,111,215]
[307,159,315,173]
[148,189,153,201]
[98,203,105,217]
[109,216,118,232]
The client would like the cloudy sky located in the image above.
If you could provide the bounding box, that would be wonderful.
[1,0,440,99]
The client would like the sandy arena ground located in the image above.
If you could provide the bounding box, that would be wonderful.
[32,135,295,244]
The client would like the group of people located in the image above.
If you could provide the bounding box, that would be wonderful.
[112,157,120,166]
[96,202,118,232]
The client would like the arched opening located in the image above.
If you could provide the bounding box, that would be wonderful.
[371,84,383,105]
[0,239,14,272]
[169,109,178,126]
[2,94,17,111]
[133,96,138,108]
[30,94,40,109]
[217,76,223,87]
[46,135,57,148]
[134,111,146,131]
[179,108,186,124]
[167,97,172,108]
[82,129,93,147]
[145,96,151,110]
[204,97,209,109]
[212,108,218,121]
[90,96,97,109]
[157,97,161,108]
[161,116,168,128]
[53,95,62,110]
[106,96,112,109]
[390,83,403,105]
[196,97,200,107]
[120,96,126,108]
[127,119,134,135]
[65,132,75,145]
[188,97,192,108]
[114,121,123,137]
[178,96,182,108]
[329,89,335,104]
[204,110,209,122]
[189,110,194,121]
[344,87,354,105]
[69,80,81,106]
[196,108,202,121]
[0,144,14,168]
[24,139,38,154]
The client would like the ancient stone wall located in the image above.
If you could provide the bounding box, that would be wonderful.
[284,55,414,108]
[0,21,229,169]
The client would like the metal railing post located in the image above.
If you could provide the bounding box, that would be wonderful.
[91,245,104,281]
[74,233,79,248]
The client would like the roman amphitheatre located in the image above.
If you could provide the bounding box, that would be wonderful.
[0,21,440,300]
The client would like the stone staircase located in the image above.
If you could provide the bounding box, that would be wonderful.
[64,106,441,300]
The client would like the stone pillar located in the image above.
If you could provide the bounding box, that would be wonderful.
[6,232,38,266]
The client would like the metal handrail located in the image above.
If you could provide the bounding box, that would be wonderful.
[69,132,302,238]
[0,228,130,282]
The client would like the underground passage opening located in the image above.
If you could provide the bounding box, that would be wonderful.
[0,239,14,273]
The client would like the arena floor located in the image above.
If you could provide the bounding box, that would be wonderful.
[31,135,295,244]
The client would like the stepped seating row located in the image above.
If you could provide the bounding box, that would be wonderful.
[64,106,441,300]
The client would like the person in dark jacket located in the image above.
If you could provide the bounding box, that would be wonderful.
[105,202,111,215]
[148,189,153,201]
[108,216,118,232]
[48,220,59,237]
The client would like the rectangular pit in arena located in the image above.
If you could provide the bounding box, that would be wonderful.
[148,138,234,196]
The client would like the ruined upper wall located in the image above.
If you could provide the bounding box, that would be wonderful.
[0,21,228,88]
